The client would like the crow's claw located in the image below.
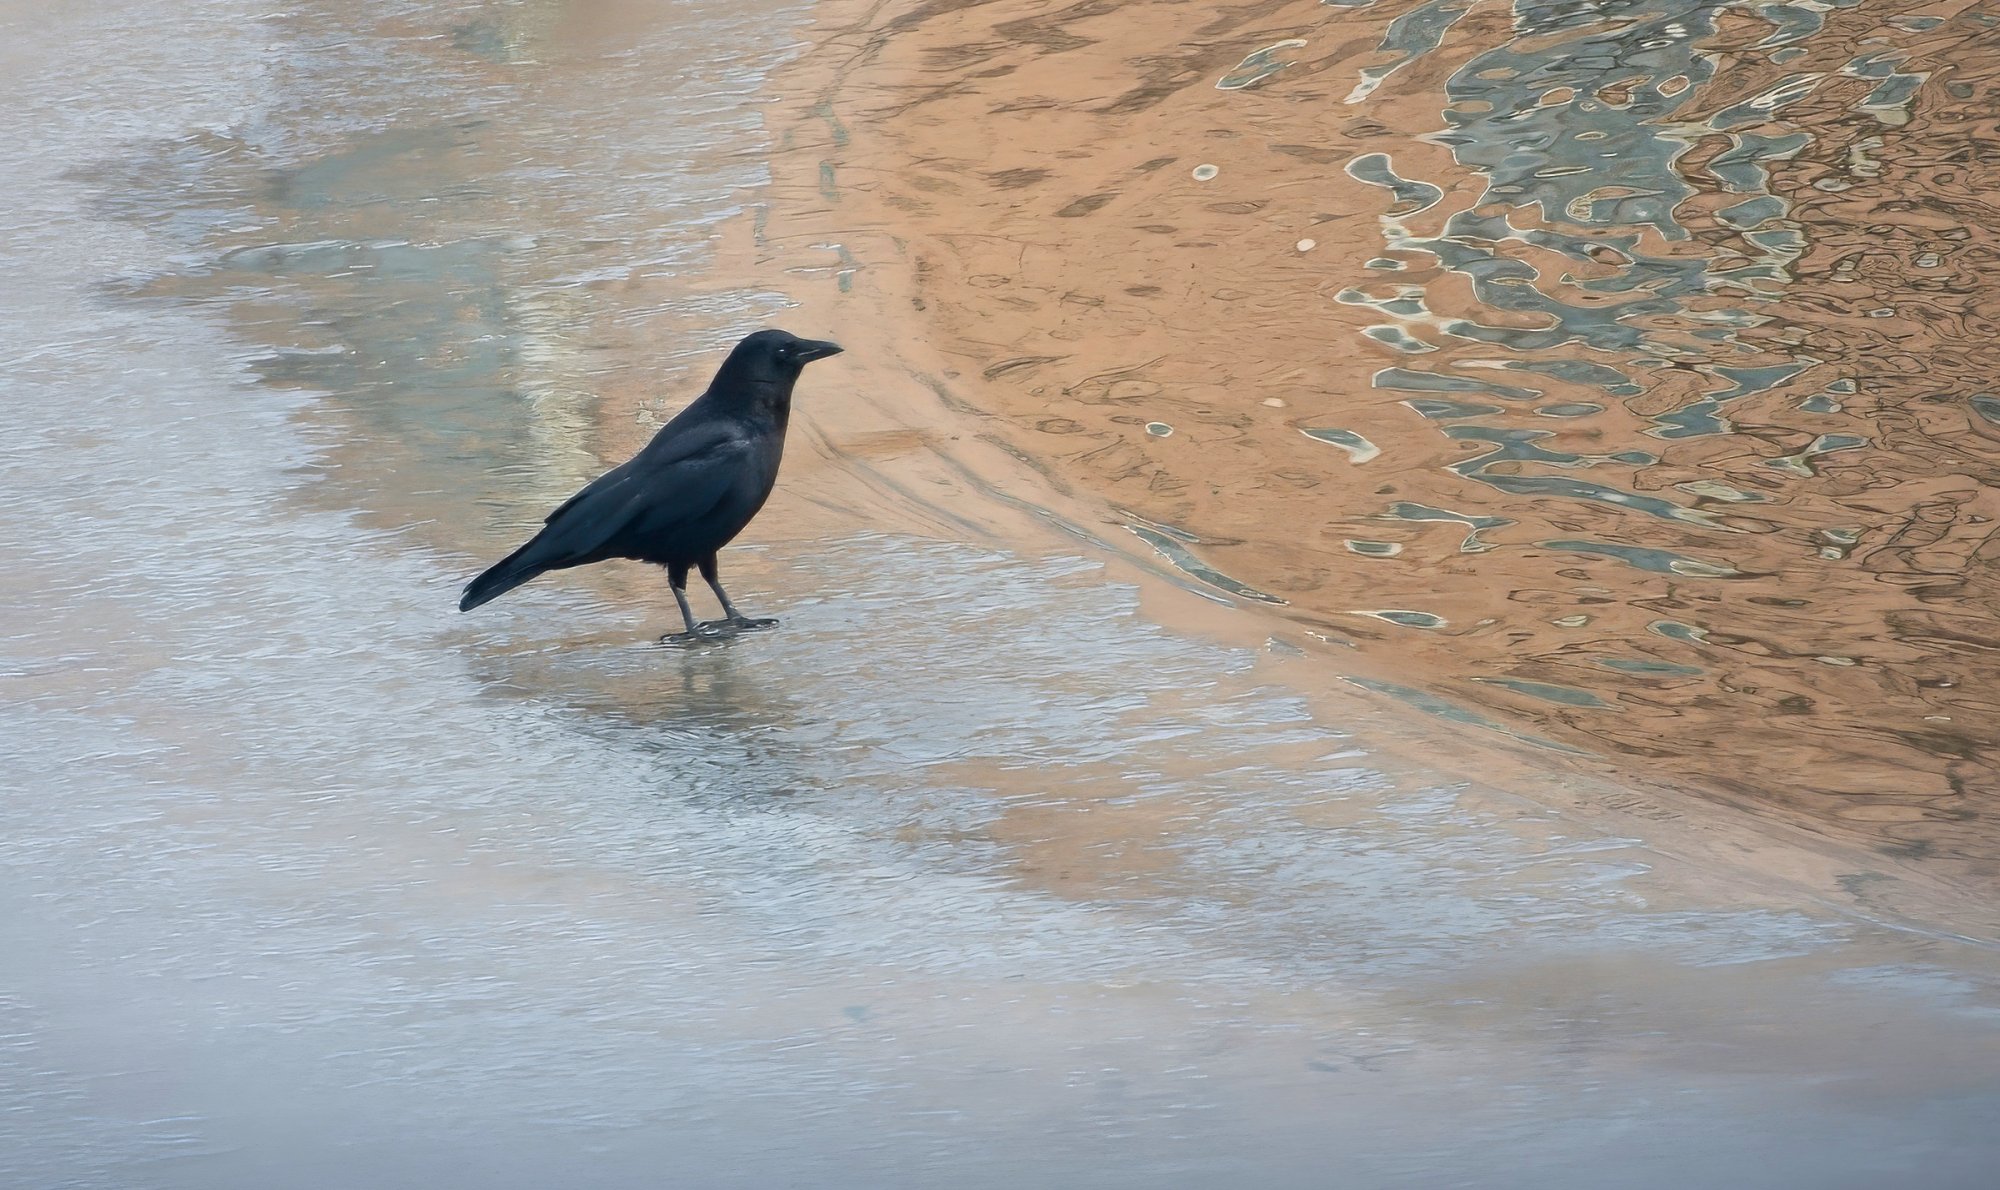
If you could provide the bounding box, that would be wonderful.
[659,625,728,647]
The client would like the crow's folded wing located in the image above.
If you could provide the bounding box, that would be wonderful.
[524,420,749,566]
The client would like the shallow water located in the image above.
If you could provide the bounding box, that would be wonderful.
[1326,0,2000,824]
[790,0,2000,871]
[6,1,2000,1186]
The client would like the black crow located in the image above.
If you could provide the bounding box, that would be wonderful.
[458,328,842,640]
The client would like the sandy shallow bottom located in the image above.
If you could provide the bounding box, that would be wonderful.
[763,0,2000,895]
[3,1,2000,1186]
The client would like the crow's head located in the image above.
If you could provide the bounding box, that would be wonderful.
[718,328,844,394]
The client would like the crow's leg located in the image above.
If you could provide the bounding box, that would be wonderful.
[660,562,720,644]
[699,554,777,631]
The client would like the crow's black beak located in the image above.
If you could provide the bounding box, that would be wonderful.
[796,339,844,363]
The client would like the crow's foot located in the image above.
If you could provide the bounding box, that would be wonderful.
[658,625,729,647]
[705,616,778,633]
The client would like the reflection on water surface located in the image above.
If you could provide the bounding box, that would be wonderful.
[774,0,2000,880]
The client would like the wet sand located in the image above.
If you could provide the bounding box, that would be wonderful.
[7,0,2000,1186]
[756,0,2000,910]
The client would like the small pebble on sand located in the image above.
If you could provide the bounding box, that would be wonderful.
[1297,238,1316,252]
[1192,164,1219,181]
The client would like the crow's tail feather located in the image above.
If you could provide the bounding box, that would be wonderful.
[459,542,551,612]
